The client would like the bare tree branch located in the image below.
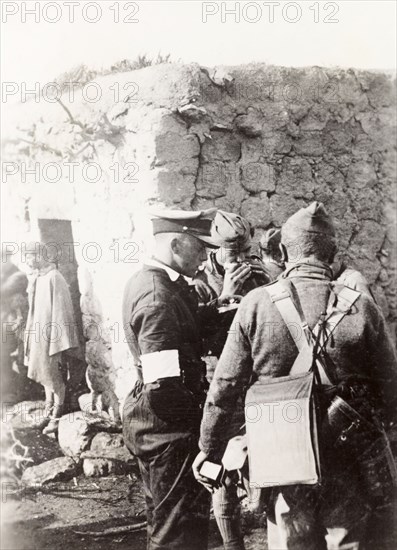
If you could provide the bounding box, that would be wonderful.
[57,99,86,130]
[72,521,147,537]
[20,139,63,158]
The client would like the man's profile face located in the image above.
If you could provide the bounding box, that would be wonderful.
[174,234,208,277]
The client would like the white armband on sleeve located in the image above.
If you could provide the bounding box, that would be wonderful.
[140,349,180,384]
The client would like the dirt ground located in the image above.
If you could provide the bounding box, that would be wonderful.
[3,471,397,550]
[2,403,395,550]
[1,401,266,550]
[1,475,267,550]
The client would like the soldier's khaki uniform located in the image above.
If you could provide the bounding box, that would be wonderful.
[199,203,397,550]
[194,210,270,550]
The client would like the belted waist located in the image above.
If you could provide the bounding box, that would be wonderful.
[144,375,181,386]
[144,375,205,398]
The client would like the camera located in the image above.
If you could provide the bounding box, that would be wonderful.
[199,460,225,487]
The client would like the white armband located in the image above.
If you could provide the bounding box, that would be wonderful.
[140,349,180,384]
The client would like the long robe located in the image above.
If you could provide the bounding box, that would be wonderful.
[24,266,79,392]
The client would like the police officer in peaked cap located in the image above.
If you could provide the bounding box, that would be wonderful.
[122,208,221,550]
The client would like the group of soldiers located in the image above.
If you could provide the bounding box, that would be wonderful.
[122,202,397,550]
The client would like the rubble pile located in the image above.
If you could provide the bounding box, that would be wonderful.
[6,402,134,486]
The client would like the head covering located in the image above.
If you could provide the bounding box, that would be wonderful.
[260,228,281,253]
[149,208,218,247]
[282,202,335,237]
[211,210,252,250]
[23,241,59,263]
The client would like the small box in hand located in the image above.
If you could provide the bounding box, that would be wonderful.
[199,460,224,487]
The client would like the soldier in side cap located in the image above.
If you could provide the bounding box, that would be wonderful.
[194,210,270,306]
[122,208,238,550]
[193,202,397,550]
[193,210,270,550]
[258,228,374,298]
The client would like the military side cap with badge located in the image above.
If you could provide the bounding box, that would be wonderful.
[211,210,253,250]
[282,201,336,236]
[149,207,219,247]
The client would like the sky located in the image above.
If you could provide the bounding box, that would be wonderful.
[1,0,396,89]
[1,1,396,254]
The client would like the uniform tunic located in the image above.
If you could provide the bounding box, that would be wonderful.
[194,251,270,363]
[194,252,270,550]
[200,261,397,550]
[122,264,211,550]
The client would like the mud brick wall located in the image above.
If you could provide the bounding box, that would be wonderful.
[2,63,396,402]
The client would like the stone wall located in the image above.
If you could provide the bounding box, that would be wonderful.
[2,63,396,403]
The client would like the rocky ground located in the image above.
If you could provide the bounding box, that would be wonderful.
[2,400,396,550]
[1,401,266,550]
[1,476,266,550]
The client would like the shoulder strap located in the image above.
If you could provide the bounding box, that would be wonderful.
[265,280,327,382]
[312,285,361,346]
[265,279,329,381]
[266,280,314,351]
[267,280,361,345]
[266,281,361,384]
